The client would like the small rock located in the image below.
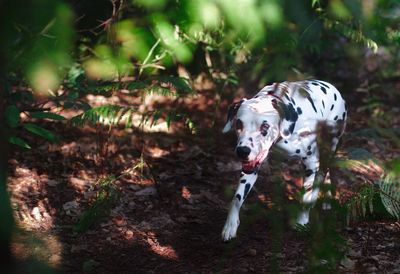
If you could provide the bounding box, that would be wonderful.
[125,230,134,240]
[63,200,80,216]
[47,179,60,186]
[49,254,61,265]
[247,248,257,256]
[366,266,378,273]
[83,190,96,200]
[31,207,42,221]
[340,257,355,270]
[82,259,99,273]
[135,186,157,196]
[129,184,141,191]
[237,267,248,273]
[347,249,362,257]
[128,201,136,208]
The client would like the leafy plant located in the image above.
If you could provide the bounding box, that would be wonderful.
[74,175,119,233]
[379,173,400,220]
[346,184,375,225]
[70,105,136,128]
[5,102,64,149]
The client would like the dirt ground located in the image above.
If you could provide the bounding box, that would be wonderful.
[7,80,400,273]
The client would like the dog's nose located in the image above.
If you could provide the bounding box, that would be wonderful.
[236,146,251,159]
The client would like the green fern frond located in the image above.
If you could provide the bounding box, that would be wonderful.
[87,76,193,98]
[148,76,193,96]
[74,175,119,233]
[145,85,178,97]
[346,184,375,225]
[379,173,400,220]
[70,105,138,127]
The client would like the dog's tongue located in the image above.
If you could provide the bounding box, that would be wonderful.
[242,160,257,173]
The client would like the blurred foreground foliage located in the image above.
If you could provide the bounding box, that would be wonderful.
[1,0,400,272]
[1,0,400,148]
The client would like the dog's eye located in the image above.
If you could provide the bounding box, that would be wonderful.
[236,119,243,131]
[260,121,269,136]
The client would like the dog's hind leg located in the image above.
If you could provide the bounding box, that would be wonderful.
[221,170,258,241]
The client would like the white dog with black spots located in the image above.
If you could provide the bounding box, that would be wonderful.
[222,80,347,241]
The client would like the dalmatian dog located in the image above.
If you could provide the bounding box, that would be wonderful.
[221,80,346,241]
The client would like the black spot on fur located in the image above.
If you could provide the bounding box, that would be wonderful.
[307,145,311,150]
[253,169,258,175]
[284,94,290,101]
[296,149,300,153]
[334,93,337,101]
[288,104,298,122]
[297,107,302,115]
[334,115,338,121]
[330,104,334,111]
[305,169,313,177]
[318,81,330,89]
[320,86,327,94]
[244,183,251,199]
[307,96,317,113]
[240,173,245,177]
[307,151,312,156]
[342,111,347,120]
[311,82,319,86]
[284,140,288,144]
[291,97,296,105]
[260,121,269,137]
[302,157,307,160]
[226,100,244,123]
[283,129,290,136]
[236,119,244,131]
[322,100,325,108]
[288,123,296,134]
[240,179,246,184]
[236,194,241,201]
[279,102,298,122]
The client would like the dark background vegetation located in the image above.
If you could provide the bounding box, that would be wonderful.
[1,0,400,273]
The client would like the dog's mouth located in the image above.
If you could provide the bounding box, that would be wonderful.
[242,151,268,173]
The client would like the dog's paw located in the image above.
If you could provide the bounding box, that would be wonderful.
[296,209,310,226]
[322,202,332,210]
[221,216,240,241]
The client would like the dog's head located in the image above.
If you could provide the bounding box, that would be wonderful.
[223,97,281,173]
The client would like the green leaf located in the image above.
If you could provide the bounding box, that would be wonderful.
[8,136,31,149]
[30,111,66,121]
[23,123,58,142]
[379,173,400,220]
[5,105,20,128]
[126,81,147,90]
[346,147,375,161]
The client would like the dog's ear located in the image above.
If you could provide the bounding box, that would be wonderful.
[222,99,246,133]
[272,100,298,139]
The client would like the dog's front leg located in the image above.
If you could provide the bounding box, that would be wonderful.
[222,170,258,241]
[297,157,320,225]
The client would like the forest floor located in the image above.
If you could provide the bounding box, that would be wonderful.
[7,76,400,273]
